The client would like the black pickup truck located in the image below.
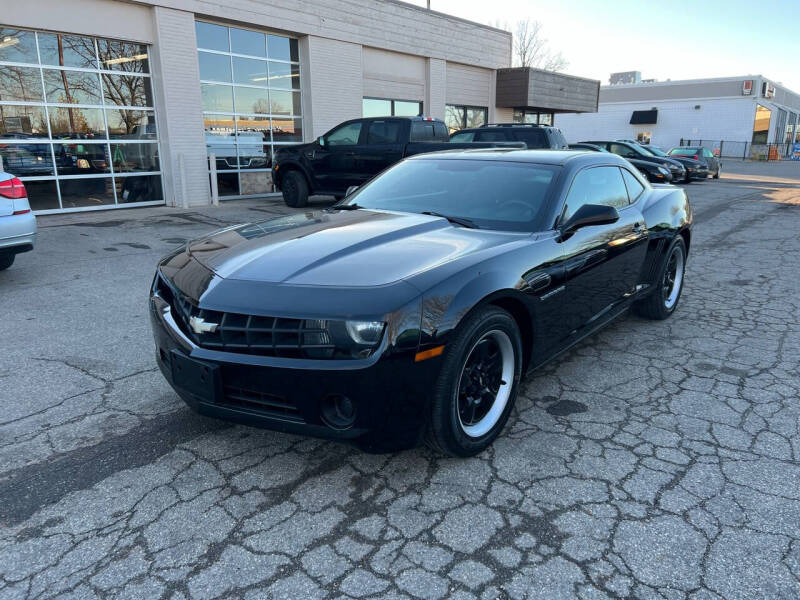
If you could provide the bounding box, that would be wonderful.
[272,116,523,207]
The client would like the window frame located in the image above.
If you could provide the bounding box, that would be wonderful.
[445,104,488,133]
[557,165,632,227]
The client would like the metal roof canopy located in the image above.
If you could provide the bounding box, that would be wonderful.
[496,67,600,114]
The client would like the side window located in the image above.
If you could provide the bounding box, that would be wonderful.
[433,122,449,140]
[512,129,548,148]
[449,131,475,142]
[409,121,435,142]
[476,130,509,142]
[703,148,714,158]
[549,129,568,149]
[366,121,401,144]
[609,143,637,158]
[563,166,629,222]
[326,122,363,146]
[620,168,645,202]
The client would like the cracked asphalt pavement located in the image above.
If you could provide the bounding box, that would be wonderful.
[1,161,799,599]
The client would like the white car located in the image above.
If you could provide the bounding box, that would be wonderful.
[0,172,36,270]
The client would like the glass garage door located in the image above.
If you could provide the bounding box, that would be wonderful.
[196,21,303,199]
[0,26,164,213]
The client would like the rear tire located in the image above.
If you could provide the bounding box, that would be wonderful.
[713,165,721,179]
[0,253,14,271]
[282,171,309,208]
[634,236,686,320]
[425,306,523,457]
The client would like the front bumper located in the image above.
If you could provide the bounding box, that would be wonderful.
[149,293,440,452]
[687,167,709,179]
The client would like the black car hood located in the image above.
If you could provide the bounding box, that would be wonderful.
[183,210,528,287]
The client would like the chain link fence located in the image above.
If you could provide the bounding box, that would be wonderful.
[680,139,799,161]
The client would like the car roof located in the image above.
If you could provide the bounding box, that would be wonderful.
[455,124,555,133]
[407,148,629,167]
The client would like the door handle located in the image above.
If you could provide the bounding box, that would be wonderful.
[631,223,645,234]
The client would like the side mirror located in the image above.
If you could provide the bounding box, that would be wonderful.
[345,185,359,197]
[317,136,325,147]
[561,204,620,236]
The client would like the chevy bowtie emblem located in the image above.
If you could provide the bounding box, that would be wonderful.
[189,316,219,334]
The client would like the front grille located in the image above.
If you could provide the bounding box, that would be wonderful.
[156,274,336,358]
[221,383,303,422]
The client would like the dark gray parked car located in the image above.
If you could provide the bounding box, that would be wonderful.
[667,147,721,179]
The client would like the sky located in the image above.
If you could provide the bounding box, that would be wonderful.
[405,0,800,91]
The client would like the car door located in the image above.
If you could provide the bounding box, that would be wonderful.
[308,121,364,192]
[359,119,405,182]
[556,165,649,337]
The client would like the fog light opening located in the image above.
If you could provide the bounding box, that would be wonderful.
[320,394,357,430]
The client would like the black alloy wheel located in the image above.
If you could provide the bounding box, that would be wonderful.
[426,306,523,457]
[282,171,309,208]
[635,236,687,320]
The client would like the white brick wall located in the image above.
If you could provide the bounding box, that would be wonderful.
[426,58,447,119]
[555,97,758,149]
[306,37,363,138]
[151,6,209,207]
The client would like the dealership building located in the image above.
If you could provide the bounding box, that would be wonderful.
[556,75,800,157]
[0,0,598,214]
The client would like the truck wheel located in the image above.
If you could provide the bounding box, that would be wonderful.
[282,171,309,208]
[0,253,14,271]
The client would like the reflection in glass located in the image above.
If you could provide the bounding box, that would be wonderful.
[272,117,302,142]
[97,40,149,73]
[394,101,422,117]
[267,35,298,62]
[204,113,236,169]
[267,61,300,89]
[0,105,49,137]
[24,180,60,211]
[102,73,153,108]
[235,87,269,114]
[195,22,229,52]
[363,98,392,118]
[466,107,487,128]
[0,143,54,176]
[117,174,162,203]
[111,143,159,172]
[445,105,464,133]
[38,33,97,69]
[269,90,299,115]
[0,28,38,64]
[43,69,102,104]
[198,52,231,82]
[216,172,239,196]
[233,57,267,86]
[235,115,270,137]
[752,105,771,145]
[231,28,266,57]
[201,84,233,112]
[237,134,268,169]
[107,110,156,138]
[59,177,115,208]
[53,143,110,175]
[49,107,106,138]
[0,66,44,102]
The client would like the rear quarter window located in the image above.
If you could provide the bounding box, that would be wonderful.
[410,121,448,142]
[512,129,548,148]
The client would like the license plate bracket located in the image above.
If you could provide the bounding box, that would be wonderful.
[170,350,221,403]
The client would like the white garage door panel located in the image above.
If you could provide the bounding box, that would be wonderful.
[363,46,425,101]
[446,62,492,107]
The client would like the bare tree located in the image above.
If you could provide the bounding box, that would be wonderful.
[513,19,568,72]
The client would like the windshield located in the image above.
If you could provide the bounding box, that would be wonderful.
[645,146,667,157]
[345,158,560,231]
[669,148,699,156]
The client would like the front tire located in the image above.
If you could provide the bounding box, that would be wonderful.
[425,306,523,457]
[0,253,14,271]
[281,171,309,208]
[635,236,686,320]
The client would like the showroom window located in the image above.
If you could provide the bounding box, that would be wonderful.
[0,26,163,213]
[197,21,302,198]
[362,98,422,118]
[512,110,554,126]
[445,104,487,133]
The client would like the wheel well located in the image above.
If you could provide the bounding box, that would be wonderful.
[489,296,534,371]
[278,165,309,189]
[679,229,691,256]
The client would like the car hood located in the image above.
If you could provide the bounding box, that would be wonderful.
[181,210,528,287]
[667,156,705,167]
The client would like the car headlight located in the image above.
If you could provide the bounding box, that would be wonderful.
[310,319,386,359]
[657,166,670,175]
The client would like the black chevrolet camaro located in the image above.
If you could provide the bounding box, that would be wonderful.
[150,150,692,456]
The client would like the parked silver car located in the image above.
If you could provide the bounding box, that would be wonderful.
[0,172,36,270]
